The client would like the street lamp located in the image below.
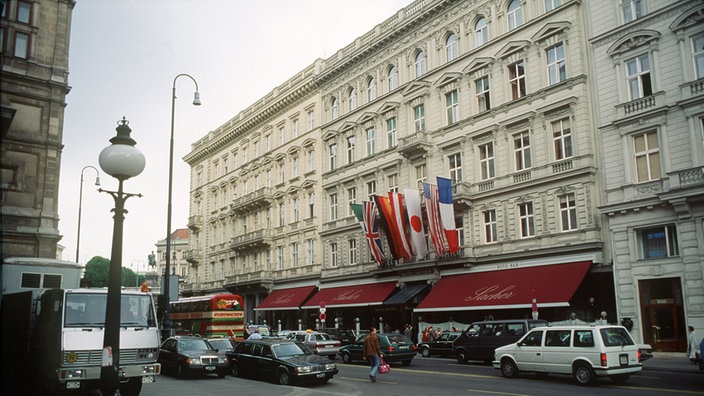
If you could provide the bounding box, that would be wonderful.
[162,73,201,339]
[76,166,100,263]
[98,117,145,395]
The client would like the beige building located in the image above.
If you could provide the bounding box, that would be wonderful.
[1,0,75,259]
[154,228,192,287]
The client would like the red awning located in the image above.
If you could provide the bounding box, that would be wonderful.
[301,282,397,309]
[415,261,591,312]
[254,286,316,311]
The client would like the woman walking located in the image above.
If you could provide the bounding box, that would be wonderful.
[362,327,383,382]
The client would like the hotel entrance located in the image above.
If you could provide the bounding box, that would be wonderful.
[639,277,686,352]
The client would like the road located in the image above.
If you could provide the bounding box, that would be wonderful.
[140,356,704,396]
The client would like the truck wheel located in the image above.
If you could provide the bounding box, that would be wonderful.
[118,378,143,396]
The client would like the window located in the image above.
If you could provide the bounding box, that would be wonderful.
[348,88,357,111]
[367,78,377,101]
[331,98,339,120]
[507,0,523,31]
[279,163,284,184]
[308,149,315,172]
[293,157,299,177]
[693,33,704,80]
[388,173,399,193]
[293,198,299,222]
[14,32,29,58]
[475,18,488,47]
[633,131,661,182]
[483,209,498,243]
[329,193,338,220]
[552,118,573,160]
[307,109,315,130]
[446,89,459,124]
[387,117,397,148]
[446,33,458,62]
[367,181,376,197]
[279,126,285,146]
[476,76,491,112]
[349,239,358,265]
[292,243,299,268]
[638,225,679,259]
[513,132,532,171]
[559,193,577,231]
[278,203,285,227]
[347,187,356,216]
[329,143,337,171]
[307,239,314,265]
[331,243,339,267]
[346,136,356,164]
[509,60,526,99]
[448,153,462,182]
[519,202,535,238]
[388,66,398,91]
[292,119,299,137]
[415,164,427,189]
[308,192,315,218]
[479,143,495,180]
[621,0,644,23]
[626,54,652,100]
[545,0,561,12]
[17,1,31,24]
[546,330,571,347]
[415,51,426,78]
[366,127,375,156]
[414,104,425,132]
[547,43,566,85]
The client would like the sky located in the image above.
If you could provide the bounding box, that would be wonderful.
[58,0,415,272]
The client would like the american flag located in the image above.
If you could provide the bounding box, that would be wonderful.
[422,183,447,255]
[362,201,386,264]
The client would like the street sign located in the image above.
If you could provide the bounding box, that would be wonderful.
[319,313,326,321]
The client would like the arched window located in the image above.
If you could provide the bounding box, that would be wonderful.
[475,17,488,46]
[367,78,377,101]
[348,88,357,111]
[415,50,426,78]
[331,97,338,120]
[508,0,523,31]
[446,33,458,62]
[388,66,398,91]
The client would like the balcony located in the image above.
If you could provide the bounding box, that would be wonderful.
[184,249,201,266]
[229,229,274,252]
[398,132,432,159]
[616,91,665,121]
[187,215,202,231]
[230,187,275,213]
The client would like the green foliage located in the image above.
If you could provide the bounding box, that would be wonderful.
[83,256,142,288]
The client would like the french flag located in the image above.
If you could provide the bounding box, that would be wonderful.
[437,177,460,253]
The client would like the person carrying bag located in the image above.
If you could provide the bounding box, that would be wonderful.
[378,357,391,374]
[362,327,383,382]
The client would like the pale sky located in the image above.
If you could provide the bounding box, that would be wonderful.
[58,0,414,272]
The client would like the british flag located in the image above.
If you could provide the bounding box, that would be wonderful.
[422,183,447,255]
[361,201,386,264]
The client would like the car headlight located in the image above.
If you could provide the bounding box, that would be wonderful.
[325,363,336,370]
[188,357,200,365]
[296,366,313,373]
[218,356,228,364]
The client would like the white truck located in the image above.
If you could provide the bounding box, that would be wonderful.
[1,288,161,395]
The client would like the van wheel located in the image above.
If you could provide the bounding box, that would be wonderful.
[341,352,352,363]
[500,359,518,378]
[277,369,290,385]
[421,347,430,357]
[456,350,467,364]
[609,374,630,383]
[573,363,596,386]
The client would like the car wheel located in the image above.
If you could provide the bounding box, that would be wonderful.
[118,378,142,396]
[402,360,412,366]
[456,350,467,364]
[341,352,352,363]
[573,363,596,386]
[277,369,290,385]
[230,362,240,377]
[176,362,187,379]
[500,359,518,378]
[421,347,430,357]
[609,374,630,383]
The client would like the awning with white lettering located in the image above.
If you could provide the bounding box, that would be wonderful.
[414,261,591,312]
[254,286,316,311]
[301,282,397,309]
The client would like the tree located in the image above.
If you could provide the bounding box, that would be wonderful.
[84,256,142,288]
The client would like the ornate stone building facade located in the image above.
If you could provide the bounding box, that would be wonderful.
[1,0,75,259]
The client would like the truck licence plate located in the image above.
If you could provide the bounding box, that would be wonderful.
[142,376,156,383]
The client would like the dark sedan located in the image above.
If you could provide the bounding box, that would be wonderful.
[206,337,238,353]
[158,336,229,378]
[227,339,338,385]
[339,333,416,366]
[419,331,462,357]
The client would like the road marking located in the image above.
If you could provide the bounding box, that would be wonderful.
[467,390,528,396]
[342,364,494,379]
[340,376,397,384]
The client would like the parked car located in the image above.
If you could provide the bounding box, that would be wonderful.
[419,331,462,357]
[339,333,417,366]
[493,324,643,385]
[227,339,338,385]
[158,336,229,378]
[206,337,238,353]
[286,330,341,359]
[453,319,548,364]
[319,327,356,346]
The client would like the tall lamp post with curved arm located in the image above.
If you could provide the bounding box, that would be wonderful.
[162,73,201,339]
[76,166,101,263]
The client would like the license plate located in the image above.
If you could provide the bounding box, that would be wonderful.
[399,345,409,349]
[316,373,326,378]
[66,381,80,389]
[619,354,628,365]
[206,366,215,371]
[142,376,155,383]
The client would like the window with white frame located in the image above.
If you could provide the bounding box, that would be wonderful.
[446,33,458,62]
[476,75,491,112]
[507,0,523,31]
[509,60,526,99]
[279,126,285,146]
[479,142,495,180]
[387,117,397,148]
[621,0,644,23]
[348,88,357,111]
[637,224,679,259]
[483,209,498,243]
[293,197,299,222]
[415,50,426,78]
[279,163,284,184]
[307,239,314,265]
[292,119,299,137]
[513,131,532,171]
[17,1,31,23]
[265,135,271,152]
[292,242,299,268]
[552,118,573,160]
[559,193,577,231]
[545,0,561,12]
[446,89,459,124]
[346,136,356,164]
[475,17,488,47]
[368,78,377,101]
[366,127,375,156]
[308,109,315,130]
[448,153,463,182]
[330,242,339,267]
[278,202,285,227]
[331,98,339,120]
[388,66,398,91]
[414,104,425,132]
[547,43,566,85]
[277,246,284,269]
[330,193,338,220]
[626,53,652,100]
[329,143,337,171]
[349,239,358,265]
[367,181,376,197]
[518,202,535,238]
[347,187,356,216]
[691,33,704,80]
[308,192,315,218]
[416,164,427,189]
[633,130,661,182]
[293,157,299,177]
[388,173,399,193]
[308,149,315,172]
[253,254,258,272]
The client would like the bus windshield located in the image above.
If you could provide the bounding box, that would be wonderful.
[64,293,157,328]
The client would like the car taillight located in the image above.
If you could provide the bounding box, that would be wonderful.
[412,345,417,351]
[600,353,607,367]
[388,346,395,352]
[637,350,642,362]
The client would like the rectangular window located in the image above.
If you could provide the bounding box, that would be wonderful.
[415,164,427,190]
[509,61,526,99]
[349,239,358,265]
[547,43,566,85]
[559,193,577,231]
[308,192,315,218]
[17,1,31,23]
[346,136,355,164]
[621,0,644,23]
[307,239,314,265]
[293,157,299,177]
[552,118,573,160]
[545,0,561,12]
[448,153,463,182]
[388,173,399,193]
[292,119,299,137]
[308,149,315,172]
[633,131,661,182]
[292,243,299,268]
[278,203,285,227]
[293,198,299,222]
[347,187,356,216]
[279,127,285,145]
[445,89,459,124]
[519,202,535,238]
[626,54,652,100]
[279,163,284,184]
[277,246,284,270]
[387,117,397,148]
[692,33,704,80]
[329,193,338,220]
[476,76,491,112]
[329,143,337,171]
[366,127,375,156]
[414,104,425,132]
[367,181,376,198]
[513,132,532,171]
[479,143,495,180]
[638,225,679,259]
[483,209,498,243]
[331,243,338,267]
[14,32,29,58]
[308,109,315,130]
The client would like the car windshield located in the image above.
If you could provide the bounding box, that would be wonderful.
[273,343,307,358]
[179,339,212,351]
[313,333,334,341]
[208,339,233,350]
[600,327,635,346]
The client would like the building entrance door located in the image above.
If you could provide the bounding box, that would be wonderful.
[639,277,686,352]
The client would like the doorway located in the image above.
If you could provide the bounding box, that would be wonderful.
[639,277,686,352]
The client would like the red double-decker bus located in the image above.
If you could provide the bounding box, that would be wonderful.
[169,293,245,339]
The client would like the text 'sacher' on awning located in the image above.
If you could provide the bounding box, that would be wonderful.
[383,284,428,305]
[301,282,397,309]
[254,285,316,311]
[414,261,592,312]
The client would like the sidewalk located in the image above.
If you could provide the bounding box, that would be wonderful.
[642,352,703,374]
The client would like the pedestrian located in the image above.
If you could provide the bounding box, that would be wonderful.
[404,323,413,340]
[686,325,699,363]
[427,326,437,342]
[362,327,383,383]
[247,328,262,340]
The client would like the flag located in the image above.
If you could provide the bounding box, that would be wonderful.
[374,195,410,260]
[437,177,460,253]
[422,182,447,255]
[403,188,428,259]
[351,202,385,264]
[389,192,414,258]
